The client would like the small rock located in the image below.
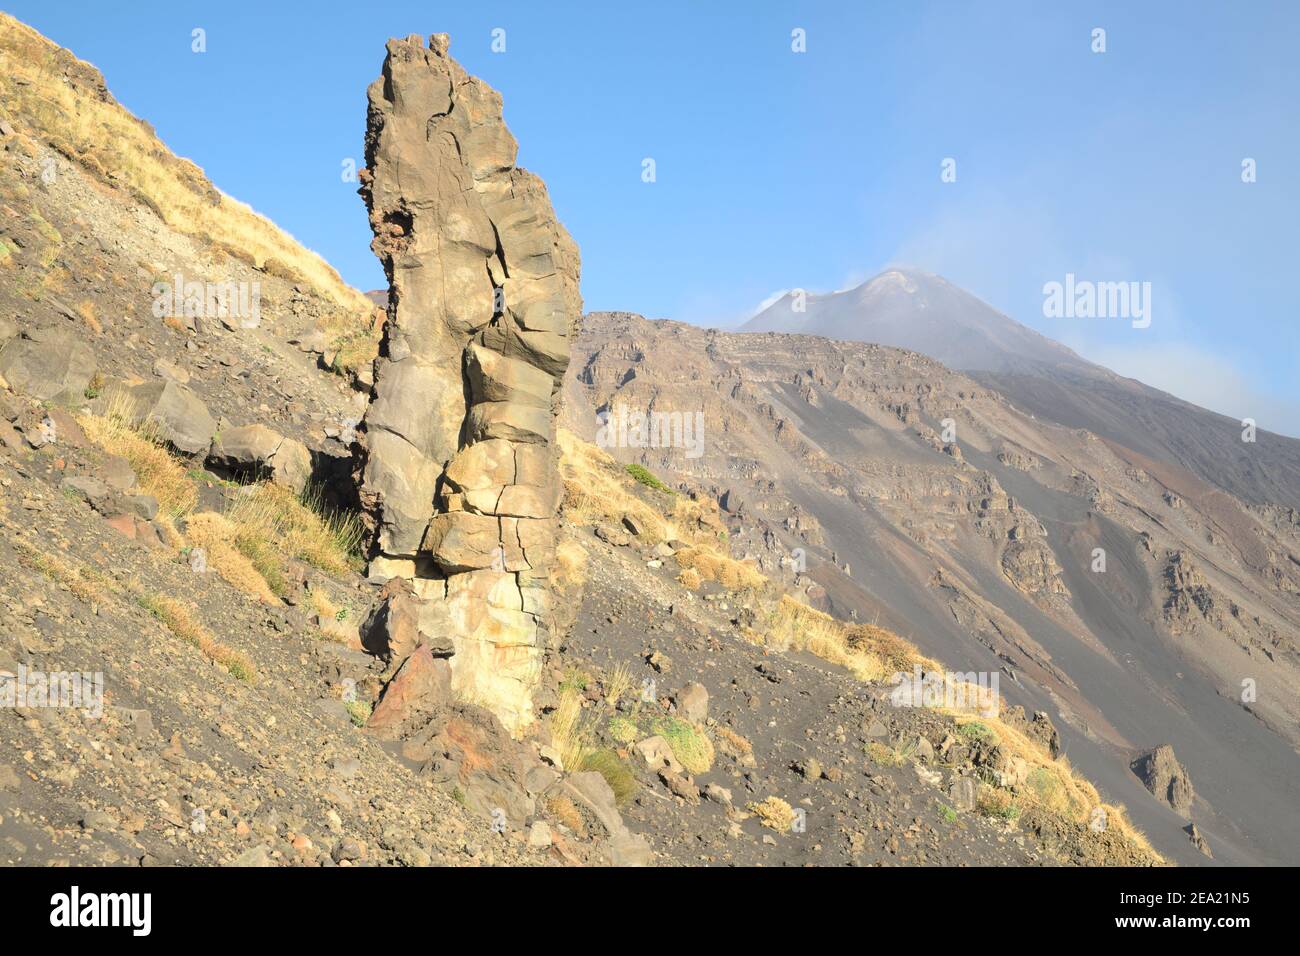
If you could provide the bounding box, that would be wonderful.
[527,821,552,849]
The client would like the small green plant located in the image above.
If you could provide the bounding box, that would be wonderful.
[625,463,673,494]
[608,714,639,745]
[865,739,915,768]
[581,749,638,806]
[959,721,997,745]
[1027,767,1060,803]
[651,716,714,774]
[345,699,372,728]
[937,802,958,824]
[559,666,589,693]
[335,606,350,622]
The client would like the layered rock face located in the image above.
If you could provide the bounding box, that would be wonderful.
[355,34,580,733]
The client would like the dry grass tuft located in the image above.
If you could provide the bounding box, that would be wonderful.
[673,545,765,591]
[78,392,198,518]
[76,299,102,335]
[16,543,112,607]
[603,663,635,711]
[675,567,702,590]
[715,725,753,758]
[14,537,256,682]
[554,537,589,594]
[760,595,933,682]
[318,309,384,380]
[135,592,256,682]
[183,512,281,604]
[747,796,795,832]
[546,794,583,833]
[549,686,595,773]
[225,481,363,576]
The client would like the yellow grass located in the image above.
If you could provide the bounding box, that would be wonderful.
[77,393,198,518]
[546,794,583,833]
[308,585,340,621]
[549,686,595,773]
[76,299,101,335]
[183,512,280,604]
[554,537,589,594]
[14,540,255,682]
[225,481,363,576]
[558,429,725,546]
[319,309,384,379]
[952,711,1162,863]
[136,592,256,682]
[715,725,753,758]
[603,663,635,710]
[760,595,1164,863]
[747,796,795,832]
[16,542,112,607]
[0,13,370,314]
[760,595,935,682]
[672,545,765,591]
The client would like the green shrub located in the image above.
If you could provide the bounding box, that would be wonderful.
[582,749,638,805]
[625,463,673,494]
[651,717,714,774]
[608,715,639,745]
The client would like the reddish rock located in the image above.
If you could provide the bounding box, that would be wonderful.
[366,645,452,739]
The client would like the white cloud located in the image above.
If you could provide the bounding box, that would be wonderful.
[751,289,789,316]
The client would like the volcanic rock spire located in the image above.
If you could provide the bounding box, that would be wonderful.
[355,33,580,732]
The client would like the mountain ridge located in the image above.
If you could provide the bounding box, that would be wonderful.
[739,267,1300,510]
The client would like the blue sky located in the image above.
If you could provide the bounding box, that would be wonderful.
[9,1,1299,432]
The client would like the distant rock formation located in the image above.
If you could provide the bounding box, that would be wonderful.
[354,33,580,733]
[1131,744,1194,816]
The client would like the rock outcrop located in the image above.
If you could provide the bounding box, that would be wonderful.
[354,34,580,733]
[1131,744,1194,816]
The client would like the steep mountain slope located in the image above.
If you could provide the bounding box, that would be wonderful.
[0,16,1170,869]
[566,312,1300,866]
[743,269,1300,511]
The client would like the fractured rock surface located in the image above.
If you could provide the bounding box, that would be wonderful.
[354,33,580,732]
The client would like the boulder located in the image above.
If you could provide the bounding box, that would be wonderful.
[560,771,652,865]
[359,576,456,664]
[633,735,684,775]
[675,682,709,723]
[0,327,96,403]
[1132,744,1194,816]
[118,380,216,455]
[208,423,312,489]
[60,475,116,513]
[365,645,452,739]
